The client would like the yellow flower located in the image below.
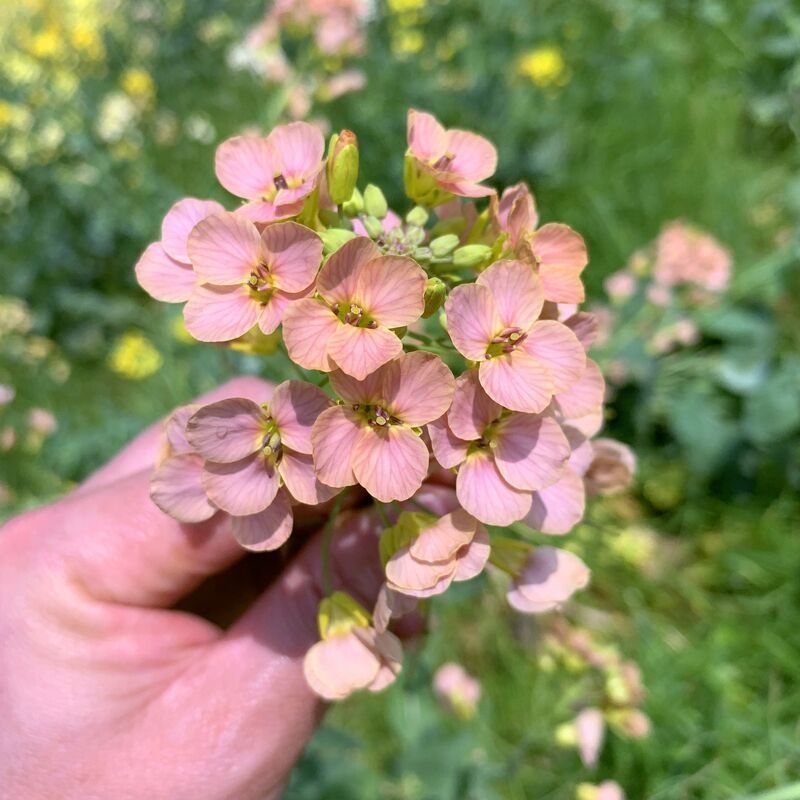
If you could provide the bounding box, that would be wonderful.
[71,22,104,60]
[28,25,62,60]
[391,28,424,56]
[518,45,568,88]
[120,67,155,105]
[108,331,163,380]
[388,0,426,12]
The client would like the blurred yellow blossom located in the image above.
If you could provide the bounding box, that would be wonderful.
[391,29,425,56]
[388,0,427,11]
[518,45,568,88]
[108,331,163,380]
[120,67,156,105]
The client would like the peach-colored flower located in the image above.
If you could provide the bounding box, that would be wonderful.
[506,545,590,613]
[445,259,585,413]
[183,213,322,342]
[28,408,57,436]
[283,237,426,379]
[492,181,538,249]
[654,220,731,292]
[433,662,481,719]
[584,438,636,496]
[578,781,626,800]
[604,269,636,303]
[311,351,455,502]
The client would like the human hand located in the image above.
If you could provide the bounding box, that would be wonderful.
[0,377,393,800]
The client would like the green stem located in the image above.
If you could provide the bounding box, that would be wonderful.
[374,501,392,528]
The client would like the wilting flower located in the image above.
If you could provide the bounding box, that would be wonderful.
[575,707,605,768]
[283,237,426,379]
[654,220,731,292]
[405,109,497,204]
[445,259,585,413]
[184,381,335,550]
[304,591,402,701]
[584,438,636,496]
[433,662,481,719]
[215,121,325,222]
[506,545,590,614]
[312,351,455,502]
[383,509,490,597]
[135,197,224,302]
[428,371,585,529]
[184,214,323,343]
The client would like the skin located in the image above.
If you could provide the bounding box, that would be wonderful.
[0,377,390,800]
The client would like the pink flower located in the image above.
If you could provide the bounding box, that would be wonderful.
[183,213,323,342]
[0,384,14,406]
[283,237,426,379]
[428,371,582,529]
[406,109,497,200]
[506,545,590,614]
[575,707,605,767]
[584,438,636,496]
[135,197,224,302]
[445,259,586,413]
[384,509,490,598]
[654,220,731,292]
[604,269,636,303]
[492,181,539,249]
[646,283,671,306]
[311,351,455,502]
[215,122,325,223]
[580,781,626,800]
[433,662,481,719]
[524,223,589,304]
[184,381,335,550]
[28,408,57,436]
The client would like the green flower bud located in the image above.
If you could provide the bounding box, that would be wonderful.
[342,187,364,217]
[362,215,384,239]
[453,243,492,269]
[319,227,357,255]
[326,129,359,206]
[363,183,388,219]
[405,225,426,247]
[430,233,460,258]
[405,205,429,227]
[422,277,447,318]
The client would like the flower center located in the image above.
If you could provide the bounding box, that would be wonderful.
[331,302,379,329]
[260,422,282,463]
[352,403,399,427]
[247,262,274,303]
[484,327,527,359]
[432,152,455,171]
[273,173,288,191]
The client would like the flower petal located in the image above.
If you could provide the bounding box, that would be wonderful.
[352,425,429,502]
[183,284,259,342]
[256,287,309,335]
[311,405,363,488]
[445,128,498,182]
[187,212,261,285]
[523,320,586,393]
[493,413,570,491]
[407,109,447,161]
[267,121,324,180]
[551,359,605,420]
[437,180,496,199]
[428,415,469,469]
[330,366,385,407]
[163,404,200,457]
[235,199,305,223]
[444,283,499,360]
[524,467,586,535]
[279,449,339,506]
[261,221,323,293]
[317,236,381,304]
[327,324,402,381]
[456,450,531,525]
[476,259,544,330]
[135,243,196,303]
[539,265,586,304]
[269,380,332,454]
[231,489,293,552]
[150,454,217,523]
[282,298,339,372]
[563,312,598,351]
[410,508,477,562]
[531,223,588,271]
[382,351,455,427]
[202,453,278,516]
[447,369,501,441]
[354,256,426,328]
[186,398,265,463]
[454,525,491,581]
[303,631,381,701]
[509,545,590,613]
[161,197,225,264]
[386,547,456,595]
[479,351,553,414]
[215,135,277,200]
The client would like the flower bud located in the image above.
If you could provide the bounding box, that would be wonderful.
[405,225,426,247]
[317,591,371,639]
[319,227,357,255]
[363,184,388,219]
[453,243,492,269]
[362,215,384,239]
[326,129,359,205]
[342,187,364,217]
[405,205,429,227]
[430,233,460,258]
[422,277,447,318]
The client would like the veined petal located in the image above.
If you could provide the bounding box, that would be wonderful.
[428,415,469,469]
[186,398,265,463]
[135,243,196,303]
[511,545,590,611]
[456,450,531,526]
[183,284,259,342]
[150,454,217,524]
[330,366,385,407]
[282,298,339,372]
[161,198,225,264]
[352,425,429,502]
[303,631,382,701]
[479,351,553,414]
[493,413,570,491]
[445,128,498,182]
[382,351,455,427]
[256,287,309,335]
[552,359,605,419]
[231,489,293,552]
[386,548,456,594]
[444,283,499,360]
[437,180,496,199]
[522,320,586,393]
[187,212,261,285]
[215,135,277,200]
[261,221,323,293]
[317,236,381,304]
[476,259,544,330]
[163,404,200,457]
[269,380,332,454]
[447,370,501,441]
[454,526,491,581]
[410,508,477,562]
[267,121,324,180]
[235,198,304,223]
[202,453,278,516]
[531,223,588,271]
[354,256,426,328]
[328,324,402,381]
[278,449,339,505]
[563,312,598,351]
[311,405,364,488]
[539,264,586,304]
[407,108,447,161]
[524,468,586,535]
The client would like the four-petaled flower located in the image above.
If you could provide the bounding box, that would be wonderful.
[506,545,590,614]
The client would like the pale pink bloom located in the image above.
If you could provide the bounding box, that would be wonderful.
[575,707,605,767]
[506,545,590,614]
[183,213,322,342]
[492,181,538,249]
[604,270,636,303]
[283,237,426,379]
[524,223,589,304]
[1,426,16,451]
[150,404,218,524]
[311,351,455,502]
[28,408,57,436]
[0,384,14,407]
[588,781,626,800]
[372,583,418,633]
[320,69,366,100]
[384,509,490,598]
[406,109,497,199]
[562,311,599,351]
[674,318,699,345]
[184,381,335,550]
[287,84,312,120]
[646,283,671,307]
[304,624,402,701]
[433,662,481,718]
[445,259,586,413]
[650,328,675,354]
[584,438,636,496]
[617,709,651,739]
[654,220,731,292]
[549,358,606,422]
[428,371,580,529]
[135,197,224,302]
[215,121,325,222]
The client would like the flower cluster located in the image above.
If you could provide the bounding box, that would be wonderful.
[136,109,628,701]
